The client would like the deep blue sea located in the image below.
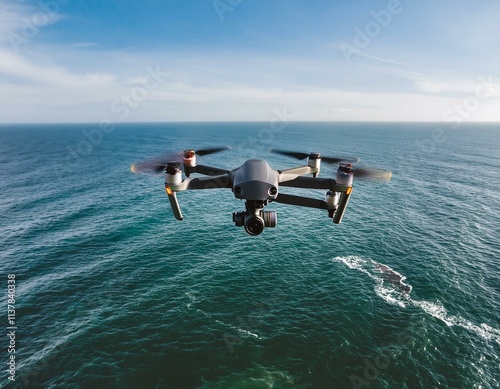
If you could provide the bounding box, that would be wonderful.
[1,122,499,389]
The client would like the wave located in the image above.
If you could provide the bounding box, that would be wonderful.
[18,257,115,297]
[185,292,261,340]
[198,364,297,389]
[333,256,500,345]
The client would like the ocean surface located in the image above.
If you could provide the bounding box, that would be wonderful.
[1,122,499,389]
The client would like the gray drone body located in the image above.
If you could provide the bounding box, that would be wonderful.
[231,159,279,201]
[230,160,279,235]
[131,148,391,235]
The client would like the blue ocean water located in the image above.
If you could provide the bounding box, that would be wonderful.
[1,122,499,389]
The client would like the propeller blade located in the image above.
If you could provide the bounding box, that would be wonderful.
[270,149,310,160]
[195,146,231,156]
[271,149,360,164]
[322,155,360,164]
[131,146,230,174]
[352,167,392,182]
[131,153,181,174]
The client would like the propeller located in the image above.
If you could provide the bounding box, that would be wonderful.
[195,147,230,156]
[131,146,230,174]
[270,149,360,164]
[338,163,392,182]
[271,149,391,182]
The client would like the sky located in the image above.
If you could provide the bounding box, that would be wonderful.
[0,0,499,123]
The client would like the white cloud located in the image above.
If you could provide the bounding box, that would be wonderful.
[0,1,65,48]
[127,76,150,85]
[0,1,498,123]
[414,77,493,96]
[0,3,26,42]
[1,50,497,123]
[0,49,116,88]
[72,42,98,48]
[0,2,115,91]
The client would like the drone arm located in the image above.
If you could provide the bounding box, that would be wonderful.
[169,173,232,191]
[277,176,353,223]
[277,166,317,182]
[274,193,329,210]
[185,164,229,176]
[279,176,349,192]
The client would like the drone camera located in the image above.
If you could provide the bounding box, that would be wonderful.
[244,215,265,236]
[232,210,277,235]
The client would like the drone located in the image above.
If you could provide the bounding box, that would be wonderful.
[131,147,392,235]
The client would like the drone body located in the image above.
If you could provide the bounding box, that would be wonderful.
[131,148,391,235]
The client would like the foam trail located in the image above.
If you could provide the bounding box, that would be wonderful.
[194,308,261,339]
[334,256,500,344]
[185,292,197,309]
[215,319,261,339]
[333,255,411,307]
[413,300,500,344]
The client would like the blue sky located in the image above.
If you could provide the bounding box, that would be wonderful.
[0,0,499,122]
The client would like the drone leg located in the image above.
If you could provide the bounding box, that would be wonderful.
[166,186,183,220]
[332,188,352,224]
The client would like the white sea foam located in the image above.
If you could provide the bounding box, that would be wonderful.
[185,292,197,309]
[334,255,500,344]
[333,255,411,307]
[215,319,261,339]
[413,300,500,344]
[198,365,296,389]
[195,308,261,339]
[335,255,366,270]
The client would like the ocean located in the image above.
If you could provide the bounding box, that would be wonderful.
[1,122,499,389]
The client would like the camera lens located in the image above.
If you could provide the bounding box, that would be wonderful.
[244,215,265,235]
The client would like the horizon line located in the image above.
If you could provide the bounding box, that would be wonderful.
[1,120,499,125]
